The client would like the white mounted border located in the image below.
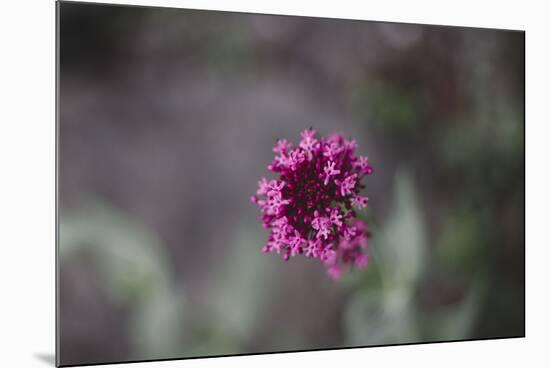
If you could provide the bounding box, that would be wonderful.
[0,1,547,368]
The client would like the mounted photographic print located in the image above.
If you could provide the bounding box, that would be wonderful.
[56,1,525,366]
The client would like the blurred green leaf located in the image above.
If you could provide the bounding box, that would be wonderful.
[190,222,276,353]
[345,288,418,345]
[376,169,428,289]
[345,169,427,345]
[60,198,186,357]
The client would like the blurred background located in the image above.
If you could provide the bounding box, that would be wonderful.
[58,2,524,366]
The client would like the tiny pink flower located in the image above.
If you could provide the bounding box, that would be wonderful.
[335,173,357,196]
[329,207,343,227]
[287,149,305,170]
[323,160,341,185]
[305,239,320,257]
[299,128,318,159]
[344,138,358,151]
[273,153,289,168]
[323,141,343,159]
[343,225,357,241]
[273,138,291,154]
[355,155,373,175]
[265,190,289,215]
[351,195,369,209]
[269,239,283,254]
[289,230,305,257]
[312,212,331,240]
[256,177,270,195]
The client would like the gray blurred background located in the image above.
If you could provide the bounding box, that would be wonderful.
[58,2,524,366]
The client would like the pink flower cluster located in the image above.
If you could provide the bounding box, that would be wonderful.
[251,129,374,279]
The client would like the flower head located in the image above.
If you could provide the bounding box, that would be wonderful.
[251,129,374,279]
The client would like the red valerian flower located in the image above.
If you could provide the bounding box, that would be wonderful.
[251,129,374,279]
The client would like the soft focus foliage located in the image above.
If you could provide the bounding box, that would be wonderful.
[60,199,186,359]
